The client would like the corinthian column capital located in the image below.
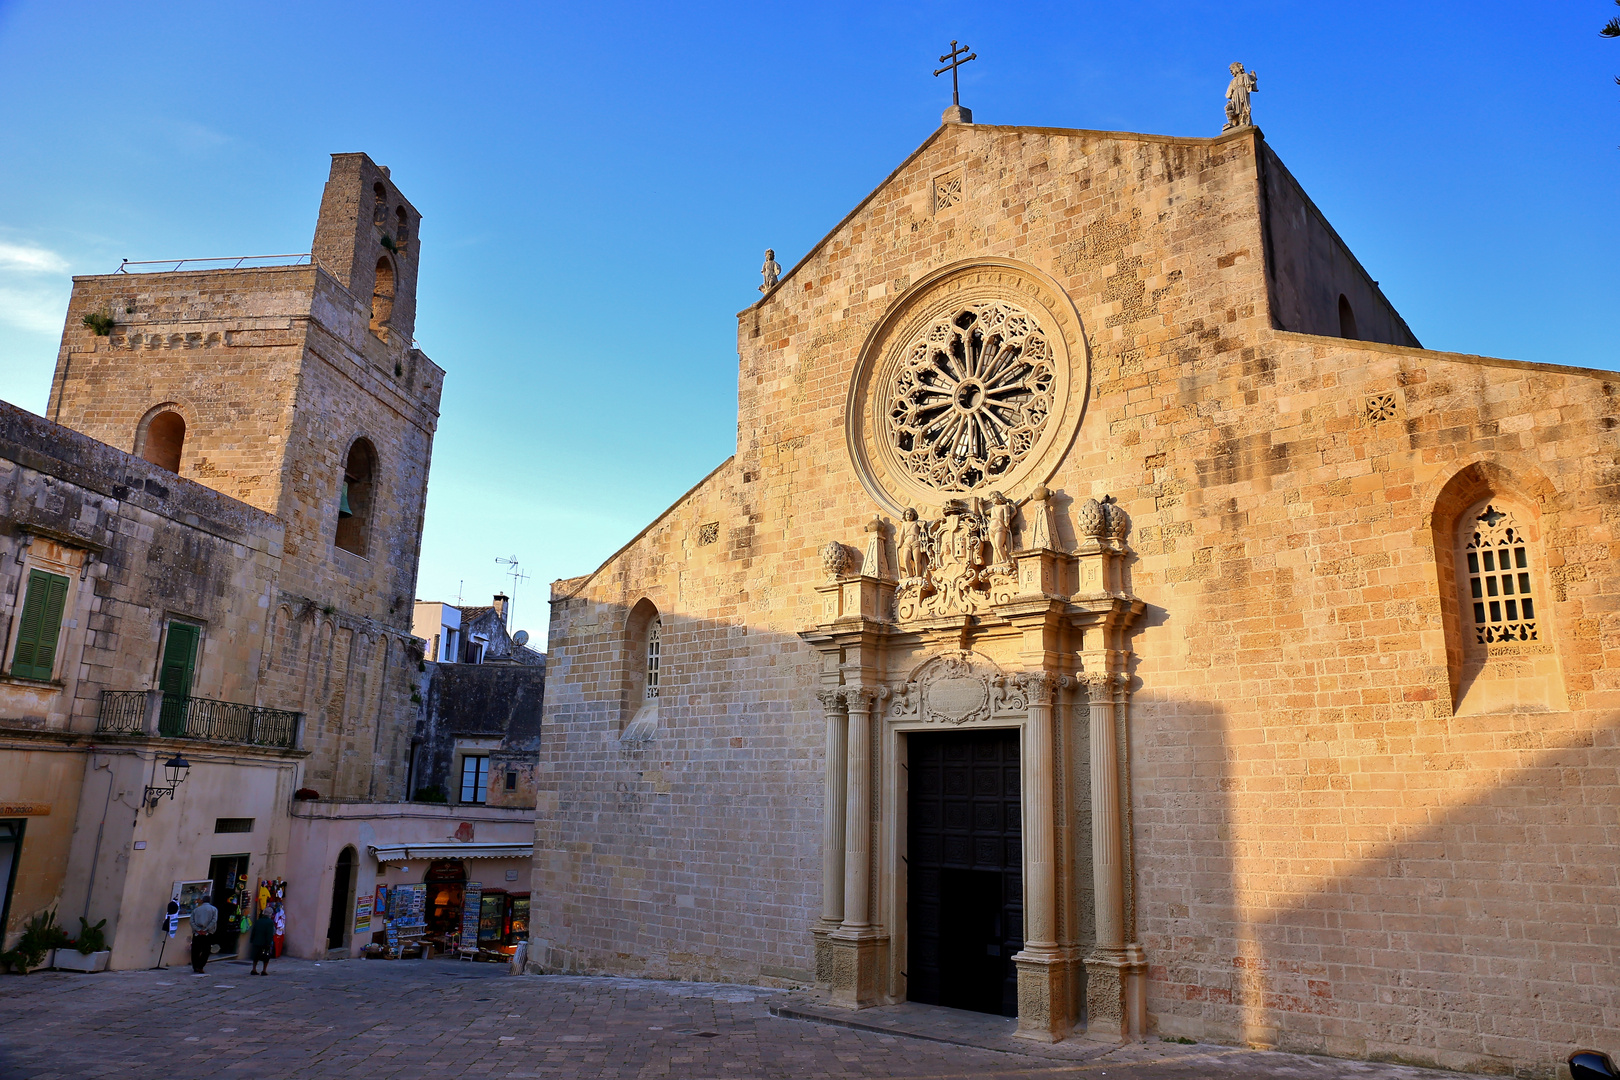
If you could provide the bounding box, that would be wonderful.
[1079,670,1115,693]
[846,686,882,710]
[1015,671,1058,704]
[816,688,847,711]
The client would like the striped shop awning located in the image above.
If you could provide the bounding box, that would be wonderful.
[368,842,533,863]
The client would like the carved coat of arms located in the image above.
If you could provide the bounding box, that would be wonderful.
[889,652,1031,725]
[894,495,1021,620]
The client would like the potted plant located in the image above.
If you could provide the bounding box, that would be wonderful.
[0,910,70,974]
[53,918,110,972]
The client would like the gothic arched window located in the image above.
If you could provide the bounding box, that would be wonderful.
[621,599,662,742]
[1338,294,1358,340]
[372,182,387,225]
[645,615,661,700]
[1463,503,1539,646]
[1433,470,1567,715]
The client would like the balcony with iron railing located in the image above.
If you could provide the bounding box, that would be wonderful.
[97,690,302,750]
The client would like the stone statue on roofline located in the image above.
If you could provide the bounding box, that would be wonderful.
[1223,62,1258,131]
[759,249,781,293]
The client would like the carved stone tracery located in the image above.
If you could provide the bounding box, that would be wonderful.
[884,300,1055,493]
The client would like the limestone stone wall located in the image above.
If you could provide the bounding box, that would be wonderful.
[535,122,1620,1075]
[0,398,286,948]
[47,265,312,511]
[44,152,444,802]
[1258,143,1419,347]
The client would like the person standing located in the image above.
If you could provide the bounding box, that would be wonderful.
[248,909,275,976]
[189,894,218,975]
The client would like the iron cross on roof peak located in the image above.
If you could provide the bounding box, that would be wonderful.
[934,40,977,107]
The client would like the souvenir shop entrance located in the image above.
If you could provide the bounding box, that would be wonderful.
[207,853,250,956]
[370,859,530,959]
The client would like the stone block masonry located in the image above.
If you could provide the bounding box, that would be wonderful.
[45,153,444,801]
[534,121,1620,1078]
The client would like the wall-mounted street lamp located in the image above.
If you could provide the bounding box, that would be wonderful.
[144,753,191,808]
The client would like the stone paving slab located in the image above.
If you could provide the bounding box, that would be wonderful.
[0,957,1507,1080]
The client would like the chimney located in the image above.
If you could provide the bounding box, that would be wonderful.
[493,594,509,621]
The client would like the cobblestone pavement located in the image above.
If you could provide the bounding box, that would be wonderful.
[0,956,1501,1080]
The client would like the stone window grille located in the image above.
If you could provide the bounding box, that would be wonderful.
[645,616,661,700]
[1464,503,1538,645]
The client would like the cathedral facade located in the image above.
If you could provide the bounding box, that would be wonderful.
[531,120,1619,1075]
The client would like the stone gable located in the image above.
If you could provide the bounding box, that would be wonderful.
[535,123,1619,1075]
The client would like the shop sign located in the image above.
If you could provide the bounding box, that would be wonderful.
[0,802,50,817]
[426,859,465,883]
[461,882,482,947]
[354,894,372,934]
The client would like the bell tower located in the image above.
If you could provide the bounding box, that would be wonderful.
[45,152,445,799]
[312,153,423,350]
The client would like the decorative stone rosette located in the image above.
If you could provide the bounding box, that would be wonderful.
[846,260,1090,517]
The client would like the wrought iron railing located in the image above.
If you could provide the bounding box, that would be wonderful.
[116,253,312,273]
[96,690,301,749]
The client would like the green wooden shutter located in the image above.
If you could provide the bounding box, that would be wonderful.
[10,570,69,681]
[157,622,200,736]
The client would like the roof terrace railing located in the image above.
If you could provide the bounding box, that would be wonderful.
[115,253,312,273]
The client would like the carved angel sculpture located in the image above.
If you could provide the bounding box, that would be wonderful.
[897,507,929,580]
[1223,62,1258,131]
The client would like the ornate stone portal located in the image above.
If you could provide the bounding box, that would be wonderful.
[801,492,1145,1042]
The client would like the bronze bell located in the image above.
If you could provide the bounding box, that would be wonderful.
[338,482,353,518]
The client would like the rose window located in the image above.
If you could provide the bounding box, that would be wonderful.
[885,301,1055,492]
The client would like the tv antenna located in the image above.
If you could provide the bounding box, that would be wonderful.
[495,556,530,627]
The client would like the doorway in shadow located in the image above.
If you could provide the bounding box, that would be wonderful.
[907,728,1023,1016]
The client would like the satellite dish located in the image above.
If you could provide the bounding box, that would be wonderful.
[513,630,529,647]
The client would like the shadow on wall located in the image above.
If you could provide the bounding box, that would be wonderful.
[1138,688,1618,1075]
[531,597,829,986]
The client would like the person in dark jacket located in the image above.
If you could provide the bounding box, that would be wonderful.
[248,910,276,975]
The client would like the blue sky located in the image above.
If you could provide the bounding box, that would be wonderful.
[1,1,1615,645]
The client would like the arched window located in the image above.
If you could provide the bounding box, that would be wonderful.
[370,257,395,341]
[372,182,387,225]
[1462,503,1539,646]
[645,615,662,699]
[1338,294,1358,340]
[621,599,662,742]
[1433,464,1566,715]
[335,438,376,557]
[138,409,186,473]
[394,206,409,247]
